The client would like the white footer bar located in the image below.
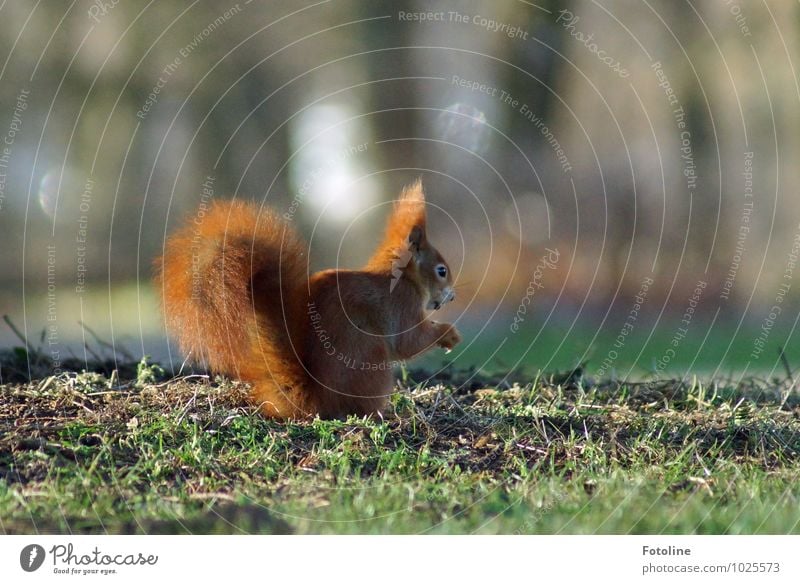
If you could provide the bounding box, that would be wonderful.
[1,535,796,583]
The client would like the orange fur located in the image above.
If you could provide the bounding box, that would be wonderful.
[155,182,460,419]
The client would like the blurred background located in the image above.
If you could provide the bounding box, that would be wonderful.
[1,0,799,380]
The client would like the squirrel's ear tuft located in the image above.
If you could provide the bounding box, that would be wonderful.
[399,178,425,205]
[395,179,426,228]
[384,180,427,248]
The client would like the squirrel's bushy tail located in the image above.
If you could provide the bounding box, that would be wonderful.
[155,200,315,417]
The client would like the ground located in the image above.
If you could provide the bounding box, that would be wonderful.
[1,352,800,534]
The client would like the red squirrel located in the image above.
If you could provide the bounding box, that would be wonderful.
[155,180,461,419]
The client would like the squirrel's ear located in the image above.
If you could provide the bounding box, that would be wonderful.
[408,224,425,253]
[368,179,428,269]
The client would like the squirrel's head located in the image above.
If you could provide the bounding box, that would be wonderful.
[380,180,456,311]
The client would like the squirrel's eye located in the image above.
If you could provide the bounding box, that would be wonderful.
[436,264,448,278]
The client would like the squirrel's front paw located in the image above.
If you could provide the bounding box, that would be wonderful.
[436,324,462,353]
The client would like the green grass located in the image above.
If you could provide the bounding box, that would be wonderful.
[442,318,800,377]
[2,360,800,534]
